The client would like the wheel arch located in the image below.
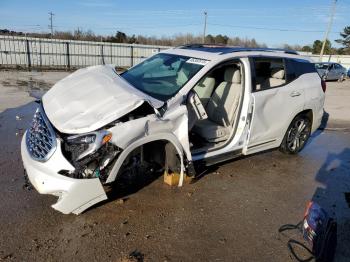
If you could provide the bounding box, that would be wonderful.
[280,109,313,145]
[299,109,313,128]
[106,133,187,185]
[279,109,313,153]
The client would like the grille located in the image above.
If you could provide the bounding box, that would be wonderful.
[26,106,57,161]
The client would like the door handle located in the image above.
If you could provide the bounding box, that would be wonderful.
[290,91,301,97]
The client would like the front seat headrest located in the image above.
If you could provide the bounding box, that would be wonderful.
[224,68,241,83]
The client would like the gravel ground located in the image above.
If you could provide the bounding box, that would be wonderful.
[0,71,350,261]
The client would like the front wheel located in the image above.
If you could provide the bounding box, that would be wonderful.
[280,115,311,154]
[338,74,345,82]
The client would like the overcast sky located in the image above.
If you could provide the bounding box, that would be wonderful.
[1,0,349,47]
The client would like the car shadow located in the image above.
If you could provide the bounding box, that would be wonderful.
[306,110,329,145]
[310,148,350,261]
[104,168,164,202]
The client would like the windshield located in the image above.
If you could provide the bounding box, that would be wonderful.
[315,63,330,70]
[121,53,206,101]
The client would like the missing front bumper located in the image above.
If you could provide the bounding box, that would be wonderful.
[21,132,107,215]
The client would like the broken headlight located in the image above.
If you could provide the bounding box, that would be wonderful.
[67,134,96,144]
[62,130,119,180]
[66,130,112,161]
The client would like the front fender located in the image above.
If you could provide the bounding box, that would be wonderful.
[106,133,187,186]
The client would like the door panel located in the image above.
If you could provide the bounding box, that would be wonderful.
[248,82,304,148]
[247,57,305,151]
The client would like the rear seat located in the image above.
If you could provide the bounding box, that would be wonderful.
[256,68,285,90]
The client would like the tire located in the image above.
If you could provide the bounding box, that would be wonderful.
[280,114,312,154]
[338,74,345,82]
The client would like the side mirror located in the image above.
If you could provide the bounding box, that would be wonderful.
[187,91,208,120]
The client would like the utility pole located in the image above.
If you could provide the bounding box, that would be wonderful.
[203,11,207,44]
[48,11,55,39]
[319,0,337,61]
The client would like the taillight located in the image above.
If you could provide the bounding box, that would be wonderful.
[321,80,326,93]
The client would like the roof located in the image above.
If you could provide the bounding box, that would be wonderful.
[314,62,336,64]
[178,44,299,55]
[160,44,307,62]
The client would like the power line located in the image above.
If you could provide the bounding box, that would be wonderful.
[208,23,341,34]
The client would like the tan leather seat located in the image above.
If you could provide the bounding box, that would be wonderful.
[268,68,285,87]
[193,67,241,142]
[257,68,285,90]
[193,77,216,106]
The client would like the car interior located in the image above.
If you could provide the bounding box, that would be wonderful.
[254,58,285,91]
[187,62,244,153]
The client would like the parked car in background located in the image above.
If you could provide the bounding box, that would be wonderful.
[22,45,325,214]
[315,62,347,81]
[347,68,350,78]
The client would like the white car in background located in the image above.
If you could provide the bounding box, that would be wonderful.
[21,45,325,214]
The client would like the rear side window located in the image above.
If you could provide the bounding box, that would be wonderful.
[251,57,286,91]
[285,59,316,82]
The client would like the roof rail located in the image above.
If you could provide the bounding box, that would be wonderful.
[177,44,299,55]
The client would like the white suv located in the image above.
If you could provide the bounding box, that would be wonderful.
[21,45,325,214]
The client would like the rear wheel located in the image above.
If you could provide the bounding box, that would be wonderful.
[280,115,311,154]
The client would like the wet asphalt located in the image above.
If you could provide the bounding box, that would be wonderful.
[0,72,350,261]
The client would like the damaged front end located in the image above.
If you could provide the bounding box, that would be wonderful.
[60,130,120,181]
[21,101,177,215]
[21,64,191,215]
[22,112,103,214]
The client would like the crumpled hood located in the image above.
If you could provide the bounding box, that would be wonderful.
[42,65,163,134]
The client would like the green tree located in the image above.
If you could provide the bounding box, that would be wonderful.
[205,34,215,44]
[312,39,331,54]
[114,31,127,43]
[335,26,350,54]
[301,45,312,52]
[214,34,229,45]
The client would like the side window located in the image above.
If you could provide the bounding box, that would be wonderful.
[252,57,285,91]
[285,59,297,82]
[285,59,316,82]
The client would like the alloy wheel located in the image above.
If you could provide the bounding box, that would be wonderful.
[286,118,311,153]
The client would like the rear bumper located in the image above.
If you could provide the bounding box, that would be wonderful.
[21,132,107,214]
